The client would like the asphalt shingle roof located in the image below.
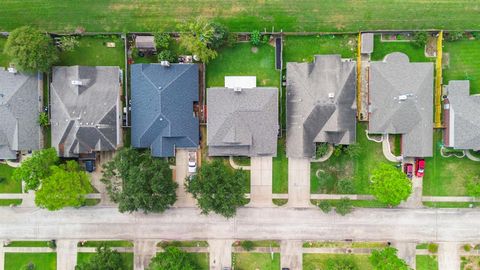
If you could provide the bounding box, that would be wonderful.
[131,63,199,157]
[50,66,121,158]
[286,55,357,158]
[207,87,278,157]
[445,80,480,150]
[369,52,434,157]
[0,70,41,159]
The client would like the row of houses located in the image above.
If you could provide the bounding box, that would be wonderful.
[1,52,479,161]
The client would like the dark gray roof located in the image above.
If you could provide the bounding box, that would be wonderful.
[361,33,374,54]
[286,55,357,158]
[131,63,199,157]
[207,87,278,157]
[51,66,121,158]
[369,53,433,157]
[445,80,480,150]
[0,70,41,159]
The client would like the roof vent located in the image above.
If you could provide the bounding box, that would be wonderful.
[234,87,242,93]
[328,92,335,99]
[160,61,170,67]
[71,80,83,86]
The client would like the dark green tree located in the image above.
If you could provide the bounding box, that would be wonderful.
[318,200,332,213]
[335,197,353,216]
[241,240,254,251]
[148,246,197,270]
[154,33,171,50]
[370,163,412,206]
[326,257,358,270]
[12,148,59,190]
[157,50,176,62]
[369,247,410,270]
[35,161,93,210]
[75,244,126,270]
[101,148,177,213]
[412,32,428,48]
[4,26,58,72]
[186,159,248,218]
[250,30,261,46]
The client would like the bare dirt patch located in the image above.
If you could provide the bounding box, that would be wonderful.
[425,36,437,57]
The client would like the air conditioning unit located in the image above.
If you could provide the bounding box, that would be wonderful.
[71,80,83,86]
[328,92,335,99]
[160,61,170,67]
[7,67,17,74]
[234,87,242,92]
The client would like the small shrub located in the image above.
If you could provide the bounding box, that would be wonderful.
[250,30,261,46]
[48,240,56,249]
[464,244,472,252]
[262,34,270,44]
[225,32,238,47]
[316,143,330,158]
[38,112,49,127]
[0,177,5,184]
[413,32,428,48]
[21,263,36,270]
[154,33,171,51]
[344,144,362,158]
[335,197,353,216]
[59,36,79,52]
[427,243,438,253]
[333,146,343,157]
[472,32,480,39]
[337,179,355,194]
[157,50,176,63]
[241,240,254,251]
[318,200,332,213]
[445,31,464,42]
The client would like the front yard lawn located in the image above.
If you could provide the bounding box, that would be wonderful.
[303,254,373,270]
[77,252,133,269]
[186,253,209,270]
[423,130,480,196]
[311,123,392,194]
[232,253,280,270]
[371,35,433,62]
[5,253,56,270]
[6,241,51,247]
[283,34,356,63]
[272,137,288,194]
[0,164,21,193]
[206,42,279,87]
[443,39,480,94]
[417,255,438,270]
[78,240,133,247]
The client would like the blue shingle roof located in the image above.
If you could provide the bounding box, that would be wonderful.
[131,63,199,157]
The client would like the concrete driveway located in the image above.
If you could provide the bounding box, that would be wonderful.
[173,149,196,207]
[287,158,312,207]
[247,156,274,207]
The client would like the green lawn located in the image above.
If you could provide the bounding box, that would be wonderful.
[0,164,21,193]
[371,35,433,62]
[79,240,133,248]
[233,253,280,270]
[0,199,22,206]
[2,1,480,32]
[416,255,438,270]
[206,43,279,87]
[423,130,480,196]
[5,253,56,270]
[234,240,280,248]
[77,252,133,269]
[6,241,51,247]
[423,202,480,208]
[311,123,393,194]
[283,35,356,63]
[303,241,386,249]
[232,156,251,166]
[187,253,209,270]
[443,39,480,94]
[158,240,209,248]
[272,137,288,194]
[0,37,10,67]
[303,254,373,270]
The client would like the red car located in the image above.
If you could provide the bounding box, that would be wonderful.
[415,159,425,177]
[404,163,413,179]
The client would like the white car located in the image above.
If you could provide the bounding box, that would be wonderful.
[188,152,197,173]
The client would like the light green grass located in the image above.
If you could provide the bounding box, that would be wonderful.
[311,199,389,209]
[303,254,373,270]
[311,123,393,194]
[77,252,133,269]
[5,253,56,270]
[0,37,10,67]
[272,137,288,194]
[79,240,133,247]
[233,253,280,270]
[423,130,480,196]
[187,253,209,270]
[206,43,279,87]
[283,35,356,63]
[6,241,51,247]
[83,199,101,206]
[0,164,21,193]
[157,241,209,248]
[0,199,22,206]
[303,241,386,249]
[417,255,438,270]
[443,39,480,94]
[371,35,433,62]
[2,1,480,32]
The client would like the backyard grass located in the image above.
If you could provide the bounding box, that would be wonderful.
[6,241,52,247]
[0,164,21,193]
[417,255,438,270]
[0,37,10,67]
[232,253,280,270]
[371,35,434,62]
[206,43,279,87]
[303,254,373,270]
[272,137,288,194]
[443,39,480,94]
[283,35,356,63]
[423,130,480,196]
[2,1,480,32]
[4,253,56,270]
[310,123,393,194]
[78,240,133,247]
[77,252,133,269]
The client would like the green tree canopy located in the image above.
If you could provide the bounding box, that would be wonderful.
[4,26,58,72]
[369,247,410,270]
[148,246,198,270]
[101,147,177,213]
[186,159,248,218]
[35,161,92,210]
[326,257,358,270]
[370,163,412,206]
[12,148,59,190]
[75,244,126,270]
[335,197,353,216]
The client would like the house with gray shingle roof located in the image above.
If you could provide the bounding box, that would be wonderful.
[0,70,41,159]
[207,87,278,157]
[131,63,199,157]
[444,80,480,151]
[368,52,434,157]
[50,66,122,158]
[286,55,357,158]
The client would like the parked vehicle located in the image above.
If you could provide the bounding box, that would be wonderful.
[404,163,413,179]
[188,151,197,173]
[415,159,425,177]
[85,160,96,173]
